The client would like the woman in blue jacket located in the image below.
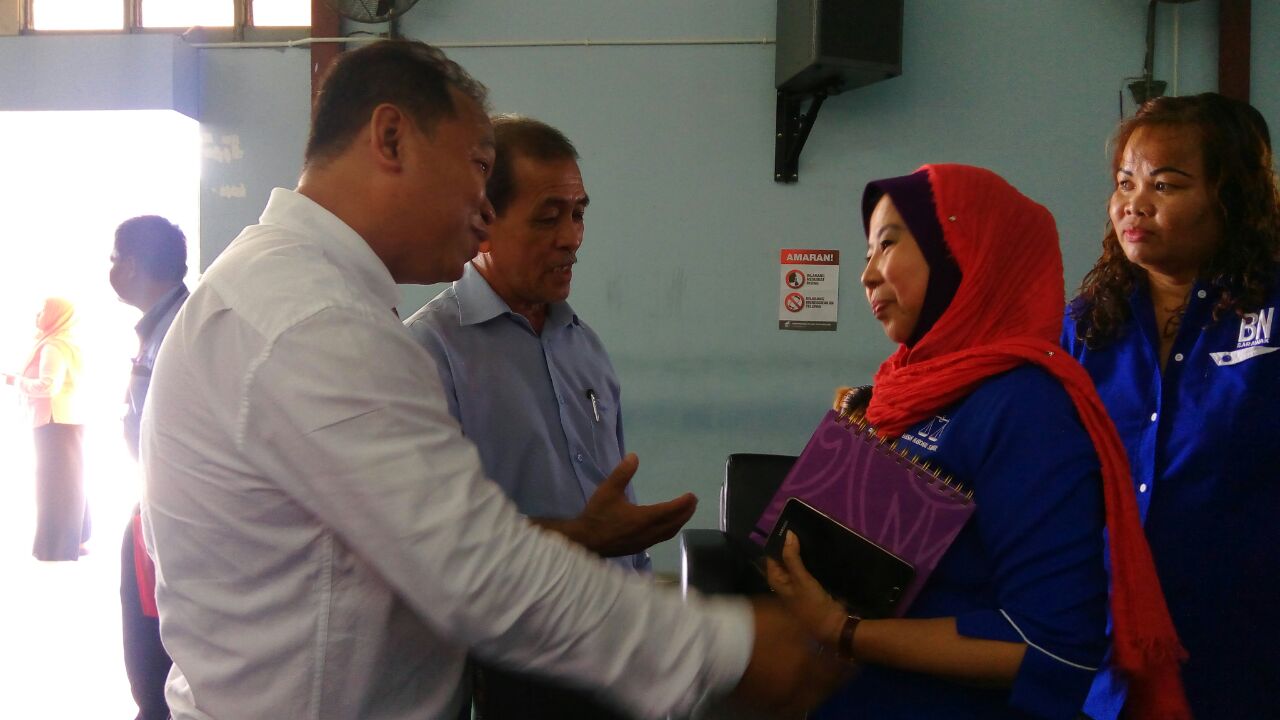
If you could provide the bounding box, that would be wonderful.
[1064,92,1280,719]
[767,165,1186,719]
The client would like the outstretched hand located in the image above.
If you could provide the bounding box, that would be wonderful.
[577,453,698,557]
[725,596,854,717]
[766,531,847,645]
[536,453,698,558]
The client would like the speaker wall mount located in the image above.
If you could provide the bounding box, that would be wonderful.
[774,0,904,183]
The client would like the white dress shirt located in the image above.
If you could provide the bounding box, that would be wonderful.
[140,188,751,720]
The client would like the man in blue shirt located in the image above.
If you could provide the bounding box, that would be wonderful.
[109,215,190,720]
[405,116,697,718]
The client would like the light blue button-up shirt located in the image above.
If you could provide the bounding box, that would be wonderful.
[125,282,189,459]
[406,263,648,570]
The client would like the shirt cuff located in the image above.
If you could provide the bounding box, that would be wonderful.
[690,595,755,706]
[957,609,1099,719]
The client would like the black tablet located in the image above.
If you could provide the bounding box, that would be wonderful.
[765,497,915,619]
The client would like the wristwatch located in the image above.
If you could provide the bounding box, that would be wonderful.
[837,613,862,660]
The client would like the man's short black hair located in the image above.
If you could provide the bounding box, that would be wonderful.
[305,40,489,166]
[487,115,580,217]
[115,215,187,283]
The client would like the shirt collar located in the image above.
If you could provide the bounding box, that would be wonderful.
[135,283,190,341]
[454,262,578,330]
[258,188,401,316]
[1130,274,1218,312]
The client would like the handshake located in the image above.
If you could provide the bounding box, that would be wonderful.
[545,454,853,718]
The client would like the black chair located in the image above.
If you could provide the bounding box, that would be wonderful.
[679,453,797,597]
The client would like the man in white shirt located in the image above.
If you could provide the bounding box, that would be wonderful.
[142,40,836,720]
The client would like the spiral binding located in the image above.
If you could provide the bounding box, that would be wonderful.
[836,403,974,503]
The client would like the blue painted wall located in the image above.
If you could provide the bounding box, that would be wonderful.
[196,49,310,256]
[4,0,1275,571]
[0,33,197,116]
[387,0,1242,571]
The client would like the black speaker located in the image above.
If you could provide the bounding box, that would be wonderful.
[775,0,904,95]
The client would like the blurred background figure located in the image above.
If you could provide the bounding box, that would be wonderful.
[110,214,188,720]
[3,297,90,561]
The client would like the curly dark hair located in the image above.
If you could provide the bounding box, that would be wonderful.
[1071,92,1280,348]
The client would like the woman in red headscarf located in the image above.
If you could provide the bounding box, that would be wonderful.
[765,165,1187,719]
[3,297,90,561]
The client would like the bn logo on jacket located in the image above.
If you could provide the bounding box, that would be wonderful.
[1211,306,1277,366]
[1238,307,1273,347]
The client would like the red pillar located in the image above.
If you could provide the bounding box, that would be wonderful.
[1218,0,1251,102]
[311,0,343,103]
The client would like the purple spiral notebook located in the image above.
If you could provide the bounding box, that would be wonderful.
[751,409,976,615]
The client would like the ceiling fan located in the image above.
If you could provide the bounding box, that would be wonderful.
[322,0,421,24]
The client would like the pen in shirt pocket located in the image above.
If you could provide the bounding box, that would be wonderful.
[586,389,600,422]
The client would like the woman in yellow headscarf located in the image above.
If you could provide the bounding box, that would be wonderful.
[3,297,90,561]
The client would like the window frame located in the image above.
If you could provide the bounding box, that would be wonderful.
[21,0,312,38]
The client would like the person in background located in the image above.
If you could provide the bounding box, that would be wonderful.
[3,297,89,561]
[109,214,189,720]
[140,39,839,720]
[1064,92,1280,719]
[406,115,695,719]
[765,164,1189,719]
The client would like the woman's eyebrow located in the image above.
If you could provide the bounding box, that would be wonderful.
[875,223,906,239]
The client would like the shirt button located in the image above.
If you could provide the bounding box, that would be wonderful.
[1173,353,1184,362]
[1196,289,1207,299]
[1149,412,1158,422]
[1139,483,1148,493]
[575,452,584,463]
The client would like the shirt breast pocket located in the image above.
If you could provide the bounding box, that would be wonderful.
[583,392,622,471]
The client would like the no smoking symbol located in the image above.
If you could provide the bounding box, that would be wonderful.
[784,292,805,313]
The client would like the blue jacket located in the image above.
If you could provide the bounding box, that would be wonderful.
[1064,266,1280,719]
[815,366,1108,720]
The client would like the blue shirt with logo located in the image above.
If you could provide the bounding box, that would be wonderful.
[405,263,647,571]
[815,365,1108,720]
[1063,266,1280,719]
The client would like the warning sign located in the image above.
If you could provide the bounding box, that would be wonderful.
[778,248,839,330]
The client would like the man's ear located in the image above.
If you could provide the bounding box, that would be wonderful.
[367,104,408,171]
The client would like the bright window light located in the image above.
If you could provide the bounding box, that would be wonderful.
[0,109,200,717]
[142,0,235,28]
[253,0,311,26]
[0,110,201,371]
[30,0,124,30]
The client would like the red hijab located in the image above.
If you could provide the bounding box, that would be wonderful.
[865,164,1189,719]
